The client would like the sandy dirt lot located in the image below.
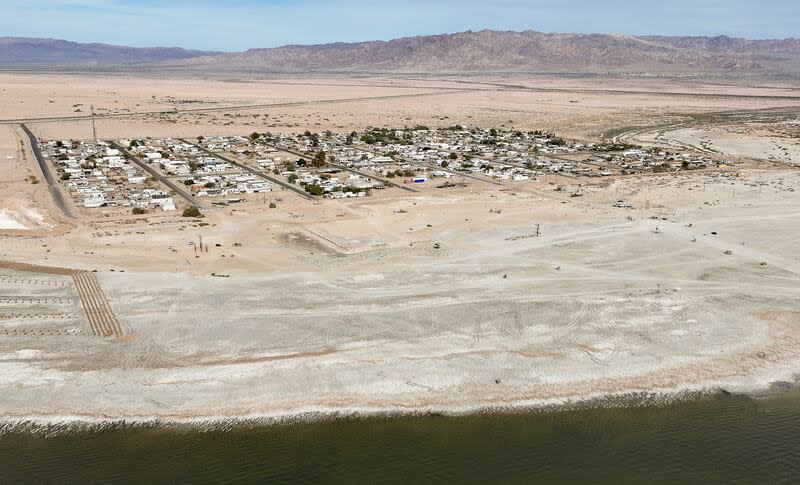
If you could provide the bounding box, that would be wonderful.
[1,72,799,423]
[3,71,798,142]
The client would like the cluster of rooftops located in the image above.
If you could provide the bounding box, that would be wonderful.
[42,125,727,212]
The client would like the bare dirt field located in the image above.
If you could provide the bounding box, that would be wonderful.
[1,71,799,423]
[2,71,798,143]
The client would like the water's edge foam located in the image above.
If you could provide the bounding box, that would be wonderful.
[0,386,744,436]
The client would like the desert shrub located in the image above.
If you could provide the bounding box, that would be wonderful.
[182,206,202,218]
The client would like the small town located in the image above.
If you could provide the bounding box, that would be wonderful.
[40,125,728,216]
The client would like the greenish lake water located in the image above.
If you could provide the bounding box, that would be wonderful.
[2,391,799,484]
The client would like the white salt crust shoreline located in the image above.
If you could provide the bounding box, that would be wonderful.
[0,377,795,435]
[1,166,798,437]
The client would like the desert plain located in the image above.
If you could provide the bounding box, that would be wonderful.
[0,71,799,424]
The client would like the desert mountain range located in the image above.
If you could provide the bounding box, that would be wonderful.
[0,36,218,65]
[2,30,799,73]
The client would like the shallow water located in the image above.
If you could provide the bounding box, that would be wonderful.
[2,391,800,484]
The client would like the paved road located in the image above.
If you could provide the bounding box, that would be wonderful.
[494,158,581,180]
[181,140,318,201]
[18,124,77,219]
[416,160,506,187]
[347,143,498,188]
[402,77,800,101]
[108,142,207,210]
[265,143,418,193]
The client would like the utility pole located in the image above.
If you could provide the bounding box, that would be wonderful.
[90,105,98,142]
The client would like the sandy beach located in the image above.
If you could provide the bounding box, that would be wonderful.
[1,72,799,424]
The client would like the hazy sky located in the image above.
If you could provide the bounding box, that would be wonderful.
[1,0,797,51]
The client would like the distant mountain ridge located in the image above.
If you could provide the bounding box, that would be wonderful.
[0,37,220,65]
[1,30,799,73]
[169,30,800,73]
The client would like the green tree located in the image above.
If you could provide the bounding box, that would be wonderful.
[305,184,324,196]
[312,151,327,168]
[182,206,202,218]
